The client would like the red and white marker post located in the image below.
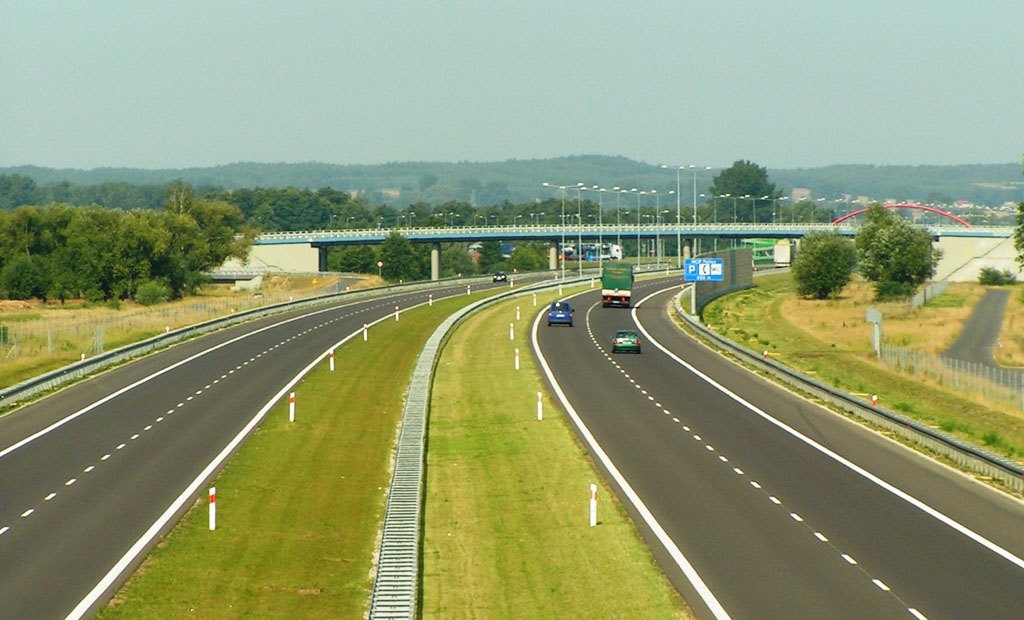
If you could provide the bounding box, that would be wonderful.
[395,305,400,321]
[872,394,878,407]
[209,487,216,530]
[514,348,520,371]
[536,391,543,421]
[363,323,368,341]
[428,294,433,306]
[289,391,296,422]
[589,484,597,527]
[509,322,515,341]
[329,349,335,372]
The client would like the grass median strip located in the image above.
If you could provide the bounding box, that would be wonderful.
[97,292,493,619]
[423,291,692,618]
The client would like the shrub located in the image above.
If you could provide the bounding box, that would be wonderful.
[135,280,171,306]
[978,267,1017,286]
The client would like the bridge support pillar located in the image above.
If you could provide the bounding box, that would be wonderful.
[549,243,558,272]
[317,246,328,272]
[430,243,440,281]
[684,239,692,260]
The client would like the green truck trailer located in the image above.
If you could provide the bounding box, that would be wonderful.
[601,261,634,307]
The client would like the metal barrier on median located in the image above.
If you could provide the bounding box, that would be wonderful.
[367,274,594,619]
[0,273,540,411]
[672,290,1024,494]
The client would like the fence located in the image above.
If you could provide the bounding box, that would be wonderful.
[910,279,948,310]
[0,279,355,362]
[879,343,1024,411]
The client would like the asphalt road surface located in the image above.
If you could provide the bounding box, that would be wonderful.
[0,279,514,620]
[535,277,1024,620]
[944,287,1010,366]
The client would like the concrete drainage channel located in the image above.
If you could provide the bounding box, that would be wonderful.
[367,275,593,619]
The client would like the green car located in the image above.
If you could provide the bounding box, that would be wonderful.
[611,329,642,354]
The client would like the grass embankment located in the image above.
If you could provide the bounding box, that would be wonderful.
[423,294,691,618]
[98,291,485,619]
[0,275,367,390]
[702,273,1024,461]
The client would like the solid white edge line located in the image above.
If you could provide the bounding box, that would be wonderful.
[64,293,447,619]
[632,284,1024,572]
[0,300,364,461]
[531,295,732,620]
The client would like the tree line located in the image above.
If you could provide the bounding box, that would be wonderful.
[0,187,251,303]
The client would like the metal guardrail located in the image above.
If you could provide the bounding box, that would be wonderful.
[368,274,594,619]
[0,274,529,410]
[672,291,1024,493]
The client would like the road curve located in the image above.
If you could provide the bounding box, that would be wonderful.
[534,277,1024,620]
[0,280,506,620]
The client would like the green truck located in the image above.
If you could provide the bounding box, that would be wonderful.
[601,261,634,307]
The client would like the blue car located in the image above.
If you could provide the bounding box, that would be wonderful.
[547,301,574,327]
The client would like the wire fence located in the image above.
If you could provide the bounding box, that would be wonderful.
[0,279,353,362]
[879,343,1024,410]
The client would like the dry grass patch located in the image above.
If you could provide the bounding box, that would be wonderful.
[995,286,1024,367]
[703,273,1024,461]
[423,292,692,619]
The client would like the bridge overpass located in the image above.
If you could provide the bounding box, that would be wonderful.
[221,223,1015,279]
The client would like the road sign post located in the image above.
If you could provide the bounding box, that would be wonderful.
[684,257,725,315]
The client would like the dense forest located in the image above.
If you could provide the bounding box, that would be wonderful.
[3,156,1021,210]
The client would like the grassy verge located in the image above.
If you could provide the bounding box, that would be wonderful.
[701,273,1024,461]
[97,291,490,619]
[422,292,692,618]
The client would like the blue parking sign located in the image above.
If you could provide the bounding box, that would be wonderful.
[684,258,725,282]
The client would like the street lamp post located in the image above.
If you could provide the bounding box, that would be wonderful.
[574,184,584,277]
[543,182,583,279]
[632,189,646,269]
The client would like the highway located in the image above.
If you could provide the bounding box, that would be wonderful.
[534,276,1024,619]
[0,279,511,619]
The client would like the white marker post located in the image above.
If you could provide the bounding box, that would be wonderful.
[589,484,597,527]
[514,348,520,371]
[532,293,537,307]
[289,392,296,422]
[509,322,515,341]
[516,306,521,321]
[209,487,216,531]
[395,305,400,321]
[536,392,543,421]
[363,323,368,341]
[466,284,471,295]
[589,278,594,288]
[329,349,335,372]
[428,294,433,306]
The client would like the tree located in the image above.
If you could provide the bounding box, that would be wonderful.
[1014,158,1024,270]
[509,244,548,273]
[440,243,475,277]
[855,205,939,299]
[477,240,504,272]
[707,160,779,222]
[792,232,857,299]
[379,232,424,281]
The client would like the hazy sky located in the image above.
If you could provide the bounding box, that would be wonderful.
[3,1,1022,171]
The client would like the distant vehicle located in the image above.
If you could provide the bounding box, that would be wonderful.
[492,271,508,282]
[611,329,642,354]
[601,261,634,307]
[547,301,574,326]
[774,240,792,267]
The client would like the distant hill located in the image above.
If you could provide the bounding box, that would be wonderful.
[3,156,1021,208]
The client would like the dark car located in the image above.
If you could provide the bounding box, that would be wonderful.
[611,329,642,353]
[493,271,508,283]
[547,301,574,327]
